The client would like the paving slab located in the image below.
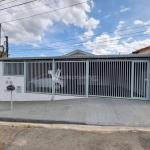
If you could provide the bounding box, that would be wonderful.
[0,97,150,127]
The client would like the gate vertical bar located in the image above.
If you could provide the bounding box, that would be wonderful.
[143,62,146,98]
[38,62,41,93]
[45,62,48,93]
[52,59,55,100]
[34,62,37,92]
[146,61,149,100]
[72,62,74,94]
[42,62,44,93]
[24,61,26,93]
[131,61,134,98]
[86,60,89,97]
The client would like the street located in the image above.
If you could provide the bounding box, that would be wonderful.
[0,125,150,150]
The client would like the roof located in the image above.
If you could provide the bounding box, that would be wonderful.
[0,54,150,62]
[63,49,94,56]
[132,46,150,54]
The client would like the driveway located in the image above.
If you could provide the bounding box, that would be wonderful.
[0,97,150,127]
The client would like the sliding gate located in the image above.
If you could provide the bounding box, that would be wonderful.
[55,61,86,96]
[88,60,149,100]
[25,61,86,96]
[89,60,132,98]
[25,60,149,100]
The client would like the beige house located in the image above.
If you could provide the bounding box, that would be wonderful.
[132,46,150,54]
[64,49,94,56]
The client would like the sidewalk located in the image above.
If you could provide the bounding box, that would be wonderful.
[0,97,150,127]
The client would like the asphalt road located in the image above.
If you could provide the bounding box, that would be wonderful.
[0,125,150,150]
[0,97,150,127]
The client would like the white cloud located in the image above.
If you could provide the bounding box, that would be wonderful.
[133,20,150,35]
[134,20,150,25]
[127,37,133,41]
[83,33,150,55]
[32,43,39,48]
[114,21,125,35]
[105,15,111,18]
[117,21,125,30]
[0,0,100,44]
[40,54,45,57]
[98,9,102,13]
[120,7,130,12]
[144,27,150,35]
[134,20,144,25]
[83,30,94,38]
[90,1,95,8]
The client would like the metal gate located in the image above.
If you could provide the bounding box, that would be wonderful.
[55,61,86,96]
[89,60,132,98]
[24,60,149,100]
[132,61,148,100]
[25,61,86,96]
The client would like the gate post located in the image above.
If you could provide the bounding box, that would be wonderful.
[147,60,150,100]
[86,60,89,97]
[51,59,55,100]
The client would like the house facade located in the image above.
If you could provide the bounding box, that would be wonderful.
[0,54,150,101]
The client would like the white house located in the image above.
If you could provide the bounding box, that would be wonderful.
[0,51,150,101]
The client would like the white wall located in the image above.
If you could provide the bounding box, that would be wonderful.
[0,62,82,101]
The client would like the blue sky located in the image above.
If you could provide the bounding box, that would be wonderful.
[1,0,150,57]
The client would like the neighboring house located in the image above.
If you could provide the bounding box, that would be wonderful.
[63,49,94,56]
[132,46,150,54]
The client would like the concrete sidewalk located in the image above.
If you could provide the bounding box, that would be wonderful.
[0,97,150,127]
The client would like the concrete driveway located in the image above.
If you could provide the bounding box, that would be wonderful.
[0,97,150,127]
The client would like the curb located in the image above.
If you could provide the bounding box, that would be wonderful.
[1,121,150,133]
[1,117,150,132]
[0,117,86,125]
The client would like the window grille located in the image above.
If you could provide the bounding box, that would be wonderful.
[4,62,24,76]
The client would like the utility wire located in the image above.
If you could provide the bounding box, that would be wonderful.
[10,42,145,54]
[1,0,91,24]
[0,0,37,11]
[9,29,150,50]
[0,0,149,47]
[10,33,150,52]
[11,40,150,55]
[0,0,18,6]
[11,40,149,54]
[8,24,150,48]
[0,0,8,2]
[0,0,69,17]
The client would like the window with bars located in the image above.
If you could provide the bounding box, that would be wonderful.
[4,62,24,76]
